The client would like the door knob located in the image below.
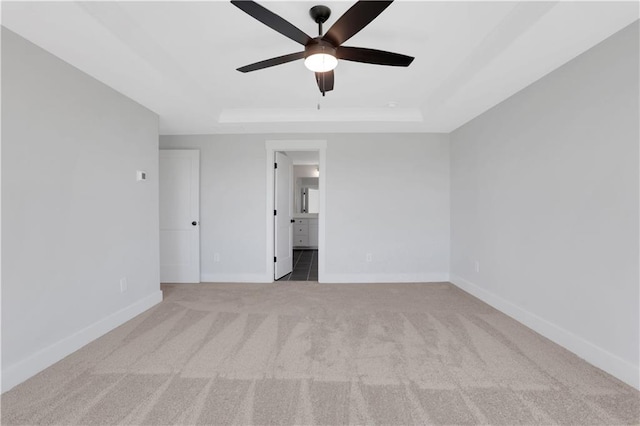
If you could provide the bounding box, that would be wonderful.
[290,219,295,223]
[192,221,198,226]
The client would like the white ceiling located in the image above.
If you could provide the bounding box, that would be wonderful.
[2,1,638,135]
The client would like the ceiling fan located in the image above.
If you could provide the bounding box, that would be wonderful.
[231,0,414,96]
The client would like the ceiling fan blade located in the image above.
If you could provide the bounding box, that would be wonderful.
[231,1,312,46]
[337,46,414,66]
[315,70,335,95]
[237,52,305,73]
[322,1,393,47]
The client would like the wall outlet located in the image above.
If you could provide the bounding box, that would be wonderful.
[214,253,220,262]
[366,253,372,262]
[474,261,480,273]
[119,277,128,293]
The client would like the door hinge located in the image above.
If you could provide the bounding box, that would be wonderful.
[274,256,277,262]
[274,163,278,169]
[274,209,277,216]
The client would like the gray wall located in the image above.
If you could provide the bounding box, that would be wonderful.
[325,134,450,282]
[1,28,162,391]
[160,133,450,283]
[450,21,639,388]
[161,135,267,282]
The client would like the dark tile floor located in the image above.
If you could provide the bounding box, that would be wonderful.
[277,249,318,281]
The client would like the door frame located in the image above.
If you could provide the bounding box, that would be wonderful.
[265,140,326,283]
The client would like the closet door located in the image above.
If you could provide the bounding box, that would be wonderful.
[159,149,200,283]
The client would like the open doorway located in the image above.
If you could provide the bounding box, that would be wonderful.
[265,140,326,283]
[279,156,319,281]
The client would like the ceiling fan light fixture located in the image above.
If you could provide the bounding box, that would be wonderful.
[304,53,338,72]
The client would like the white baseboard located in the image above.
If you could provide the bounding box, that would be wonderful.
[199,273,450,284]
[1,290,163,393]
[321,273,450,283]
[450,274,639,390]
[200,273,272,283]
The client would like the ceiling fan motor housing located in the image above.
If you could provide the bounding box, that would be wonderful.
[305,38,337,59]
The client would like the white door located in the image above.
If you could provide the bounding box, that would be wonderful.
[274,152,293,279]
[159,150,200,283]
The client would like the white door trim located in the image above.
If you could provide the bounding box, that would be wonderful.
[266,140,326,283]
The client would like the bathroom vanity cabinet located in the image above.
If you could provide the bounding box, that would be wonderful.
[293,218,318,248]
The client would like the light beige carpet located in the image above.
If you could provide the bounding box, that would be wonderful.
[2,282,638,425]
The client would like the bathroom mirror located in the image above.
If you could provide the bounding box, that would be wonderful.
[296,177,319,214]
[301,187,319,214]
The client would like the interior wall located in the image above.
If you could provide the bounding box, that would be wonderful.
[293,165,318,177]
[160,135,267,282]
[449,21,639,388]
[160,133,450,283]
[323,134,450,282]
[1,28,162,391]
